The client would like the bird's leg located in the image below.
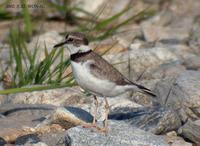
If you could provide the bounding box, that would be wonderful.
[82,95,98,128]
[103,97,110,132]
[82,96,110,134]
[96,97,110,133]
[92,95,98,126]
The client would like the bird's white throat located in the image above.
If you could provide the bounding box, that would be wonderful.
[63,44,91,55]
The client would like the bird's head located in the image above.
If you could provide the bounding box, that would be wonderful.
[54,32,90,55]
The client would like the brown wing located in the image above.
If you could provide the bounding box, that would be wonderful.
[88,52,131,85]
[89,52,157,97]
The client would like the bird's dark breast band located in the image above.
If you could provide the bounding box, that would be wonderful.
[70,50,92,62]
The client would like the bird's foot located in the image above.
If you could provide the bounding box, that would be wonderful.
[82,123,97,129]
[95,126,108,133]
[82,123,108,134]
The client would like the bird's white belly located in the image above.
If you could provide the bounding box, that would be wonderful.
[71,61,129,97]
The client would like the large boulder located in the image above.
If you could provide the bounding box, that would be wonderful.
[178,120,200,145]
[155,70,200,122]
[67,120,169,146]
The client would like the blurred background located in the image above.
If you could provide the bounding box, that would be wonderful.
[0,0,200,145]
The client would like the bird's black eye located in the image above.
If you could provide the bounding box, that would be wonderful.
[68,38,73,42]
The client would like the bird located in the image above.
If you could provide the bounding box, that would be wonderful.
[54,32,156,132]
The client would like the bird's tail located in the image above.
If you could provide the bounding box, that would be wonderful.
[132,82,157,97]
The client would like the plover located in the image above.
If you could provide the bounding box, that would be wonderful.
[54,32,156,132]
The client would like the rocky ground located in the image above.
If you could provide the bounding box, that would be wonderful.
[0,0,200,146]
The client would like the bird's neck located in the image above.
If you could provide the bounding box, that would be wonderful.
[67,44,90,55]
[70,49,92,62]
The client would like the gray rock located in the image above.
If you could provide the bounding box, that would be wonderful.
[66,93,142,122]
[141,9,192,43]
[28,31,64,61]
[189,15,200,54]
[141,10,173,27]
[144,61,185,80]
[155,41,192,60]
[169,0,200,17]
[0,137,6,146]
[71,0,105,17]
[67,120,169,146]
[109,106,181,134]
[7,87,87,106]
[15,134,41,146]
[142,25,190,42]
[0,44,10,63]
[183,55,200,70]
[154,78,176,106]
[0,104,55,138]
[164,131,193,146]
[155,70,200,122]
[0,95,7,105]
[178,120,200,146]
[105,46,178,79]
[40,130,71,146]
[0,104,55,117]
[39,106,93,129]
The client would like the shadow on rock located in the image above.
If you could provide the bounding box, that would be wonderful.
[109,106,181,134]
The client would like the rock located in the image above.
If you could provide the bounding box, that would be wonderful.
[130,91,151,106]
[164,131,193,146]
[105,46,178,80]
[141,10,173,27]
[109,106,181,134]
[40,106,93,129]
[0,137,6,146]
[142,25,190,42]
[7,87,88,106]
[15,134,41,146]
[39,130,71,146]
[7,88,144,127]
[107,96,142,109]
[28,31,65,61]
[144,61,185,80]
[0,104,55,115]
[178,120,200,145]
[0,21,13,42]
[0,104,54,130]
[169,0,200,17]
[0,44,10,63]
[71,0,105,17]
[41,103,140,130]
[38,21,70,34]
[155,41,191,60]
[154,77,176,106]
[0,104,94,143]
[67,120,169,146]
[182,55,200,70]
[0,95,7,105]
[189,15,200,54]
[114,24,142,47]
[155,70,200,122]
[0,104,55,143]
[2,128,69,145]
[141,8,192,43]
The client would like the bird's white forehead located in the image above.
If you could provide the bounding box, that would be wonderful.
[68,35,82,40]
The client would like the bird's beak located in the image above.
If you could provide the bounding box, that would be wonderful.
[53,40,67,48]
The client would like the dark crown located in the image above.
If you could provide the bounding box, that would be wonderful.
[66,32,89,46]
